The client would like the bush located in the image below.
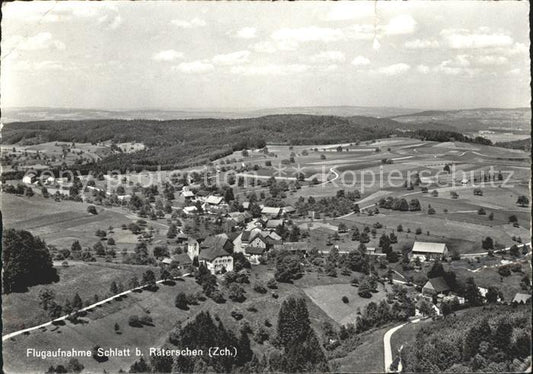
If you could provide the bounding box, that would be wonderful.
[342,296,349,304]
[267,278,278,289]
[253,283,267,294]
[254,327,269,344]
[87,205,98,215]
[128,315,141,327]
[140,315,153,325]
[210,290,225,303]
[228,284,246,302]
[498,266,511,277]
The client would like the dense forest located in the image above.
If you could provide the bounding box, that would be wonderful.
[2,115,452,171]
[411,129,493,145]
[402,305,531,372]
[495,138,531,151]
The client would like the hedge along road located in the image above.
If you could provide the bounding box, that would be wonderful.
[2,275,190,342]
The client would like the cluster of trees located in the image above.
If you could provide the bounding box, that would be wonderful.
[402,306,531,372]
[3,229,59,293]
[294,190,361,218]
[195,264,225,303]
[378,197,421,212]
[274,252,304,283]
[123,242,157,266]
[412,129,493,145]
[2,183,34,197]
[272,298,329,372]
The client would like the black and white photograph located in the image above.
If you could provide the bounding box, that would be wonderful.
[1,1,531,373]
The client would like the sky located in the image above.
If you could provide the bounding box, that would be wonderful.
[1,1,530,110]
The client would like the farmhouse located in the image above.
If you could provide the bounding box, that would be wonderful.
[198,246,233,274]
[411,241,448,260]
[422,277,450,296]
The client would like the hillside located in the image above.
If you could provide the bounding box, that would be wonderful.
[1,115,452,171]
[392,108,531,132]
[1,106,421,123]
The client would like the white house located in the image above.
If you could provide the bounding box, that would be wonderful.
[183,206,198,215]
[22,174,37,185]
[182,190,195,199]
[248,235,268,251]
[232,233,245,254]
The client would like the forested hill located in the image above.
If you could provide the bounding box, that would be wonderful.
[1,114,454,171]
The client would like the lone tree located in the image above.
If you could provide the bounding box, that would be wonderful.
[87,205,98,215]
[175,292,189,310]
[517,195,529,207]
[481,237,494,250]
[166,223,177,239]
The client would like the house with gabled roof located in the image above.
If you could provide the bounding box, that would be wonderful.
[422,277,450,296]
[282,206,296,215]
[198,235,234,274]
[261,206,282,218]
[205,195,225,206]
[512,293,531,304]
[199,247,233,274]
[266,219,284,230]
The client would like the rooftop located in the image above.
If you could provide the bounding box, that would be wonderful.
[412,241,447,254]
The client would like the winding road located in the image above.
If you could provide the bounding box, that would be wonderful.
[383,323,408,373]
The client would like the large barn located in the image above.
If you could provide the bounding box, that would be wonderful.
[411,241,448,260]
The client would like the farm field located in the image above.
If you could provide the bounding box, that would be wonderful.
[1,194,170,249]
[1,261,157,335]
[304,283,389,325]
